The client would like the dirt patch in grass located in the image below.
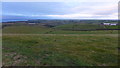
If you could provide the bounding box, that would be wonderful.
[3,52,28,66]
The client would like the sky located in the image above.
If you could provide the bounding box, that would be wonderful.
[1,1,119,22]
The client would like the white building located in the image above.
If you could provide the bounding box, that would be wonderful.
[102,23,117,26]
[102,23,110,25]
[110,23,117,26]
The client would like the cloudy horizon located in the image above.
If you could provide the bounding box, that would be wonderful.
[2,2,118,22]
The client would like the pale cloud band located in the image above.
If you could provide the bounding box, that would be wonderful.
[2,2,119,21]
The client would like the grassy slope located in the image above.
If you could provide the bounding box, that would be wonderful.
[3,25,53,34]
[105,25,119,29]
[54,24,104,30]
[54,24,119,30]
[2,35,118,66]
[2,25,118,34]
[2,24,119,66]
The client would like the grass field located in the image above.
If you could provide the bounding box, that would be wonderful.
[54,23,118,30]
[2,25,118,34]
[2,34,119,66]
[54,24,104,30]
[2,24,119,66]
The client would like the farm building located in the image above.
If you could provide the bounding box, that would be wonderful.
[102,23,110,25]
[102,23,117,26]
[110,23,117,26]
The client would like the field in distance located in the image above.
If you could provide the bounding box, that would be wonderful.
[2,23,119,34]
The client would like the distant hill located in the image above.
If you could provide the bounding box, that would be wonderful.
[27,19,118,27]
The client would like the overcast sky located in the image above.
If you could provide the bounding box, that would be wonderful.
[2,1,118,21]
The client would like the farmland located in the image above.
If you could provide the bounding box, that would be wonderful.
[2,20,119,66]
[2,23,119,34]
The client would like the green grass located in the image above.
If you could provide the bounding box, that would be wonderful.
[2,25,53,34]
[2,25,118,34]
[49,30,118,34]
[105,25,118,29]
[2,24,119,66]
[2,34,118,66]
[54,24,105,30]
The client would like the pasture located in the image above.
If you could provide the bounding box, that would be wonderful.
[2,23,119,66]
[2,25,118,34]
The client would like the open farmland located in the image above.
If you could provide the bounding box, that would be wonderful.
[2,20,119,66]
[2,24,118,34]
